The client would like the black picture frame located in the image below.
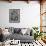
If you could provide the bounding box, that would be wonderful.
[9,9,20,23]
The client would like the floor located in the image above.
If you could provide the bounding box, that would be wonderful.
[0,40,46,46]
[14,40,46,46]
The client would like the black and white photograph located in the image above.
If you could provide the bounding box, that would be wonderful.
[9,9,20,23]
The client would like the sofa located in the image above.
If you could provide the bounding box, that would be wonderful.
[2,27,34,43]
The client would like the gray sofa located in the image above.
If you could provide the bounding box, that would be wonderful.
[9,33,34,43]
[3,27,34,43]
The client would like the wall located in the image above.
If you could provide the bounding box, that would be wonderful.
[0,1,40,28]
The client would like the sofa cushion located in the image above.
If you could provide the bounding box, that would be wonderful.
[14,28,21,34]
[21,28,27,35]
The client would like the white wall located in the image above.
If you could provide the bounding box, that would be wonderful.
[0,1,40,28]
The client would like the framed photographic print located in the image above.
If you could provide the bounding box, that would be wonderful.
[9,9,20,23]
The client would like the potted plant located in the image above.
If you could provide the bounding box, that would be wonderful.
[32,27,43,40]
[32,27,38,40]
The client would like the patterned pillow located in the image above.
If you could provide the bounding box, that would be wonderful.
[8,27,14,34]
